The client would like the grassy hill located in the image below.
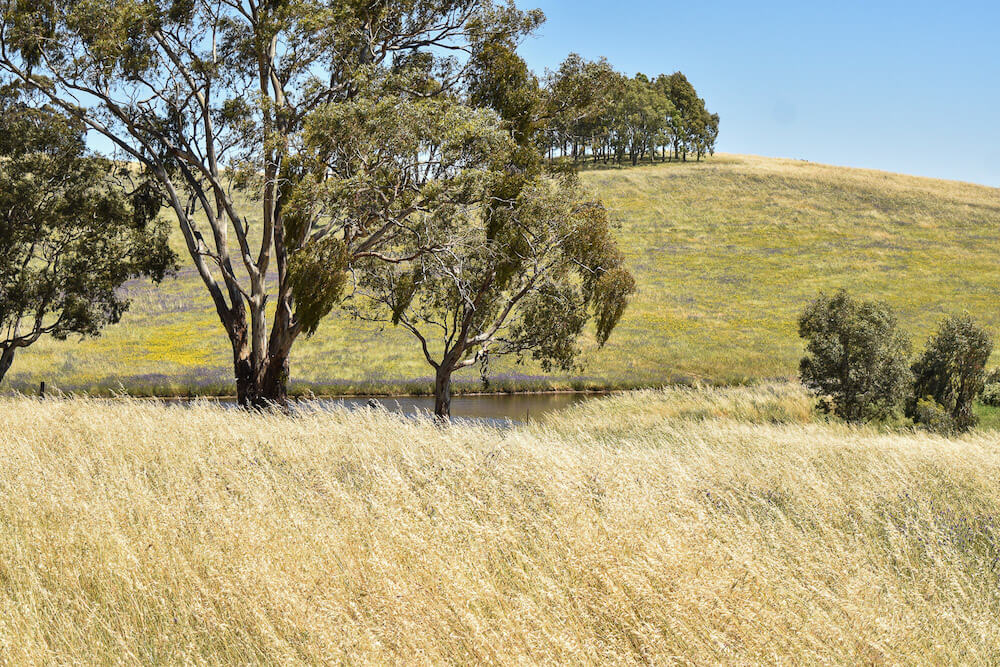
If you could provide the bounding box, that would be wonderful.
[7,154,1000,396]
[3,387,999,662]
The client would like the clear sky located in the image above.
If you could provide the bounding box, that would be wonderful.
[515,0,1000,187]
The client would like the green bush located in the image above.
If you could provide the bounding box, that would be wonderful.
[911,397,957,435]
[907,314,993,432]
[980,383,1000,408]
[798,290,912,423]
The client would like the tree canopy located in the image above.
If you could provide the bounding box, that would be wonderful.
[798,290,912,423]
[338,43,634,418]
[908,314,993,433]
[0,84,175,385]
[544,55,719,165]
[355,175,634,418]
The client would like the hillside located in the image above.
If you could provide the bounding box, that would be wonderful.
[7,154,1000,396]
[2,387,999,662]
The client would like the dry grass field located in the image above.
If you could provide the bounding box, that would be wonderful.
[2,385,999,663]
[6,154,1000,398]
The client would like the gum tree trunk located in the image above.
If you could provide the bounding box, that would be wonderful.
[259,352,290,408]
[0,346,15,386]
[231,321,292,411]
[234,353,290,410]
[434,367,453,420]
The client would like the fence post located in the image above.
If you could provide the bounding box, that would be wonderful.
[39,381,45,398]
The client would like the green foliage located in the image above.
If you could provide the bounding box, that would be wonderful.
[798,290,912,423]
[610,74,671,166]
[907,314,993,433]
[467,40,543,152]
[500,180,635,364]
[544,56,717,165]
[302,93,512,245]
[506,282,588,373]
[558,198,636,344]
[592,266,636,346]
[0,87,176,381]
[286,238,349,338]
[357,173,635,415]
[980,383,1000,408]
[911,397,958,436]
[388,273,418,327]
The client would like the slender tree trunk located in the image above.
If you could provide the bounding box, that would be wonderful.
[231,319,256,407]
[434,366,453,420]
[0,346,15,386]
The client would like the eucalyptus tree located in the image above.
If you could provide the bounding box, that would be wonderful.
[0,85,175,385]
[610,74,670,166]
[701,112,720,159]
[656,72,695,160]
[0,0,543,407]
[654,71,718,162]
[332,36,633,418]
[544,54,619,163]
[355,177,635,418]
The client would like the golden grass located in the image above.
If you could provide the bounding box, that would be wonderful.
[2,385,999,662]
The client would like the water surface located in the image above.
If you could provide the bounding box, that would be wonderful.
[316,393,599,424]
[174,392,602,426]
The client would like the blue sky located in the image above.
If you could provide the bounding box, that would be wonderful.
[515,0,1000,187]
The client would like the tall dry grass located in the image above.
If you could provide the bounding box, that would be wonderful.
[1,385,999,663]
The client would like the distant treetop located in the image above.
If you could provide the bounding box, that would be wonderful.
[543,55,719,166]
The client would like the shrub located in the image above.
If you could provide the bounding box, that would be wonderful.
[908,314,993,433]
[798,290,912,423]
[911,397,957,435]
[980,383,1000,408]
